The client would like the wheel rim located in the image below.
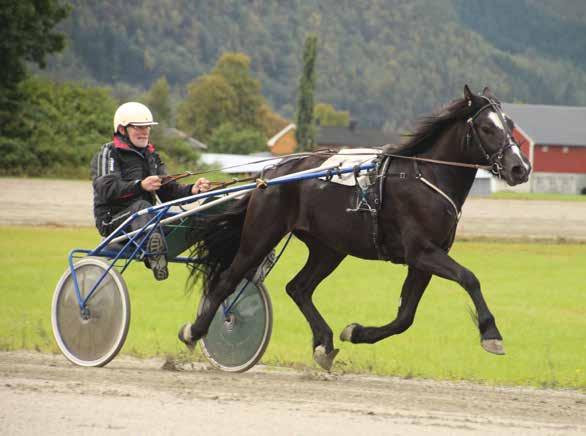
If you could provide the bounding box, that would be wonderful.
[52,258,129,366]
[200,281,271,372]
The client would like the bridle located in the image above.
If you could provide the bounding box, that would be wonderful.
[465,96,519,176]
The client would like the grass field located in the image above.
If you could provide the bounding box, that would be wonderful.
[489,191,586,201]
[1,226,584,390]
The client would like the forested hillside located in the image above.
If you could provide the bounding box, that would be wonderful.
[42,0,586,132]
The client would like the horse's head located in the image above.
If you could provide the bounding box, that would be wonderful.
[463,85,531,186]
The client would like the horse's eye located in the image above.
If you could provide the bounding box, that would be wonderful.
[481,126,492,134]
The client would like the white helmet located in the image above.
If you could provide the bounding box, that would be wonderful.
[113,102,158,133]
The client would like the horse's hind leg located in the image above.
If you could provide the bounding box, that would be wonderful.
[181,201,288,346]
[340,266,431,344]
[286,234,345,371]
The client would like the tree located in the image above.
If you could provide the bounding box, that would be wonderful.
[258,103,290,138]
[143,76,173,148]
[208,123,267,155]
[314,103,350,127]
[156,138,201,172]
[0,0,70,131]
[212,53,264,130]
[177,52,273,147]
[177,74,238,140]
[29,1,586,134]
[0,77,117,177]
[295,35,318,151]
[144,76,172,125]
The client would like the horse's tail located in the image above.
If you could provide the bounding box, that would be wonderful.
[185,193,251,294]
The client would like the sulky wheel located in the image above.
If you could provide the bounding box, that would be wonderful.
[198,280,272,372]
[51,257,130,367]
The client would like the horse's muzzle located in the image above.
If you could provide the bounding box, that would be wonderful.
[511,164,530,184]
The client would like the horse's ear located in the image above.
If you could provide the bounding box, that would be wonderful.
[482,86,496,100]
[464,85,474,105]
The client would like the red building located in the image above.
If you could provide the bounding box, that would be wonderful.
[503,103,586,194]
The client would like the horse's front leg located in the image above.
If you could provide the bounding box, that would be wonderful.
[340,266,431,344]
[409,243,505,355]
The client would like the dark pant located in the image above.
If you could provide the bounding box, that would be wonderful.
[98,200,154,237]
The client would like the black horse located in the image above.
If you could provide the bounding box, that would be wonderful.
[180,86,531,371]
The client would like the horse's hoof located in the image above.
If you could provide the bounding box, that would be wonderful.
[340,324,357,342]
[178,323,197,352]
[313,345,339,372]
[481,339,506,355]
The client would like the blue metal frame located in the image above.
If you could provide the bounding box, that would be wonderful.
[68,204,172,310]
[66,162,376,311]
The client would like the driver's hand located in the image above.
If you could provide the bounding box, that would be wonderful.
[141,175,162,192]
[192,178,212,194]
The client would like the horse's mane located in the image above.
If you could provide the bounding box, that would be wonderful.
[384,98,471,156]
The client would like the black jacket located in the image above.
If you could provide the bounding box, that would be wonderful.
[91,134,192,229]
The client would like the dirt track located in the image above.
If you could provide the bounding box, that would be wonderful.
[1,351,585,435]
[1,178,586,241]
[2,178,586,435]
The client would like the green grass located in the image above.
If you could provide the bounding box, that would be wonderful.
[1,226,585,389]
[489,191,586,201]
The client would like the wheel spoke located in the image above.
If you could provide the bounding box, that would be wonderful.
[200,281,272,372]
[52,258,130,367]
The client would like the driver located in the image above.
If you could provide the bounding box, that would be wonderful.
[91,102,211,281]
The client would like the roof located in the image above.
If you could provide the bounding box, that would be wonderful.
[267,123,399,150]
[200,152,281,174]
[503,103,586,147]
[267,123,296,148]
[316,125,398,148]
[163,127,208,150]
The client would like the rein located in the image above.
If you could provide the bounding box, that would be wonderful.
[379,150,491,171]
[162,103,518,187]
[160,172,258,189]
[162,148,492,188]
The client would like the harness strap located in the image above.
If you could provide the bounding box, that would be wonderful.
[381,150,491,171]
[375,156,391,261]
[345,156,391,261]
[417,177,461,220]
[412,160,461,220]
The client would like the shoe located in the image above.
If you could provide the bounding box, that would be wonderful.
[146,232,168,281]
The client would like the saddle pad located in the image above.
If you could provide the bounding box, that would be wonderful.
[317,148,381,186]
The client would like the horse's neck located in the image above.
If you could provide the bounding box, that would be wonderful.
[420,123,479,209]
